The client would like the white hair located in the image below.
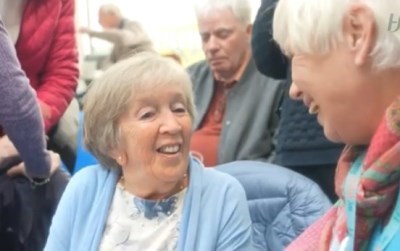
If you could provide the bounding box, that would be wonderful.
[193,0,252,25]
[99,3,122,18]
[273,0,400,69]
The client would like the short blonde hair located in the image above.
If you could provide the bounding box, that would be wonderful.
[194,0,252,25]
[83,52,196,169]
[273,0,400,69]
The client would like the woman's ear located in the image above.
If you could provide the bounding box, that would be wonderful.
[342,3,376,66]
[110,149,127,166]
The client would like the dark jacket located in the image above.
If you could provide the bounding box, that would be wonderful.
[0,170,69,251]
[251,0,343,166]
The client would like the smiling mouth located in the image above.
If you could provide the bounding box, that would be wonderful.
[308,103,319,115]
[157,144,181,154]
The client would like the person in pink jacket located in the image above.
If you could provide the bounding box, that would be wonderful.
[0,0,79,171]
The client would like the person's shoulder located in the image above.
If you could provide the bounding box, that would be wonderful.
[198,168,248,212]
[260,75,285,90]
[124,20,147,33]
[256,69,285,87]
[68,165,114,190]
[186,60,212,88]
[186,60,209,74]
[247,58,285,85]
[124,19,142,27]
[73,164,108,177]
[202,168,244,192]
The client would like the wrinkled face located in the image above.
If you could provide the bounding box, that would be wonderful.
[197,8,251,79]
[289,43,384,145]
[115,83,192,184]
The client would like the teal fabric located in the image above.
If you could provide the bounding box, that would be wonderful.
[44,156,253,251]
[368,193,400,251]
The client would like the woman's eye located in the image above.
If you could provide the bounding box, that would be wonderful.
[139,111,155,120]
[172,104,187,113]
[174,107,186,113]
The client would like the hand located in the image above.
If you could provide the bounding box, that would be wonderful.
[0,136,20,170]
[7,150,61,178]
[79,27,90,34]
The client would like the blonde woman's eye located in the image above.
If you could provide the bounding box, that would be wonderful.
[172,103,187,113]
[175,108,186,113]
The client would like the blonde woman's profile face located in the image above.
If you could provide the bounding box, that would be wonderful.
[285,3,395,145]
[289,45,384,145]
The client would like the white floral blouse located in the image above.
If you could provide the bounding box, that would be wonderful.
[99,183,186,251]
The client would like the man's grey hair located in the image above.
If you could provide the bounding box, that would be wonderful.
[194,0,252,25]
[83,52,196,169]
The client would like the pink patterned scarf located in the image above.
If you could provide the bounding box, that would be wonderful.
[286,97,400,251]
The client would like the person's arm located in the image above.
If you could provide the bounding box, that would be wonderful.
[82,28,126,44]
[0,19,51,178]
[82,23,153,49]
[36,0,79,131]
[251,0,288,79]
[216,178,254,250]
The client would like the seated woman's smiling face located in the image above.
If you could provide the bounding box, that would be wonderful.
[114,83,192,188]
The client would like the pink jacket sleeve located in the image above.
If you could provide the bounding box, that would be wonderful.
[35,0,79,131]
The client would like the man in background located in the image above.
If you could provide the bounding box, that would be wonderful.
[80,3,154,66]
[188,0,284,166]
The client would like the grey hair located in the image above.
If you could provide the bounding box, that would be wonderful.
[99,3,122,18]
[83,52,196,169]
[194,0,252,25]
[273,0,400,69]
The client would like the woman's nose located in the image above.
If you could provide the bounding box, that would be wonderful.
[289,82,303,100]
[160,113,182,134]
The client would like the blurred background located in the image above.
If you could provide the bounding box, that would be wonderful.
[76,0,261,82]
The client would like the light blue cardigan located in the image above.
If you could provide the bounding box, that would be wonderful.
[44,157,253,251]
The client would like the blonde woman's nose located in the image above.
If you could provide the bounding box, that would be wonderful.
[289,82,303,100]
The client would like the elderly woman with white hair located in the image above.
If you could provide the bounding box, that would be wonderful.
[44,52,252,251]
[272,0,400,250]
